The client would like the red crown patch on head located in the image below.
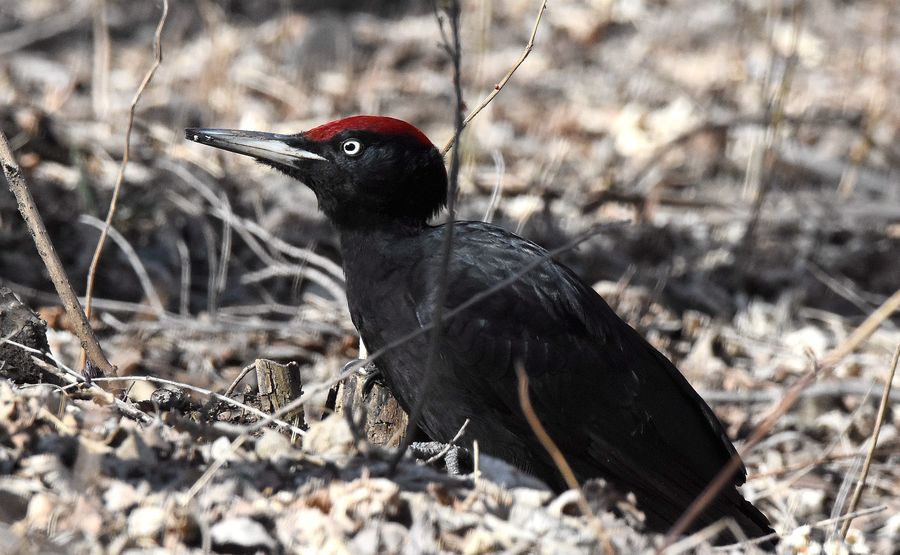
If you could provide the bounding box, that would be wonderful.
[305,116,433,146]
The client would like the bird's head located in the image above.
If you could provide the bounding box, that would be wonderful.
[185,116,447,229]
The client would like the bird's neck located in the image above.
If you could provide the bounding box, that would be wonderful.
[337,222,430,324]
[337,221,425,266]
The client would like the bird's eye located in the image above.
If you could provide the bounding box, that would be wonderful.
[341,139,363,157]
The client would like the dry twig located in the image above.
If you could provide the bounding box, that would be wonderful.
[224,362,257,398]
[424,418,470,465]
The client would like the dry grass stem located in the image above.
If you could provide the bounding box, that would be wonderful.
[666,519,746,555]
[514,365,583,496]
[701,379,900,404]
[79,214,166,317]
[515,364,615,554]
[184,435,250,503]
[711,504,888,552]
[838,344,899,537]
[662,286,900,550]
[741,2,803,244]
[91,0,110,119]
[82,0,169,325]
[821,287,900,368]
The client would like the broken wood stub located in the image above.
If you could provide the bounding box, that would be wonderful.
[255,359,307,431]
[336,371,408,448]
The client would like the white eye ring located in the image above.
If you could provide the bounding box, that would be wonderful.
[341,139,363,157]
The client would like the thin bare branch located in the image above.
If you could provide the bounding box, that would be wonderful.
[79,214,166,317]
[387,0,466,473]
[0,130,115,377]
[81,375,307,437]
[1,338,148,422]
[441,0,548,154]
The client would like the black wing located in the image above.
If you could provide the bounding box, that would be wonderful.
[412,222,771,535]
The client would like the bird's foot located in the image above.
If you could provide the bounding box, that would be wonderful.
[341,358,386,399]
[341,358,367,375]
[360,364,386,398]
[409,441,472,476]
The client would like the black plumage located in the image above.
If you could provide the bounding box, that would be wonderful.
[186,116,775,545]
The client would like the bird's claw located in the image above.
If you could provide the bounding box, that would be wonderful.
[341,358,367,375]
[361,364,386,398]
[342,358,386,399]
[409,441,472,476]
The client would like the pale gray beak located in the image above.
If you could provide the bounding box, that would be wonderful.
[185,128,327,164]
